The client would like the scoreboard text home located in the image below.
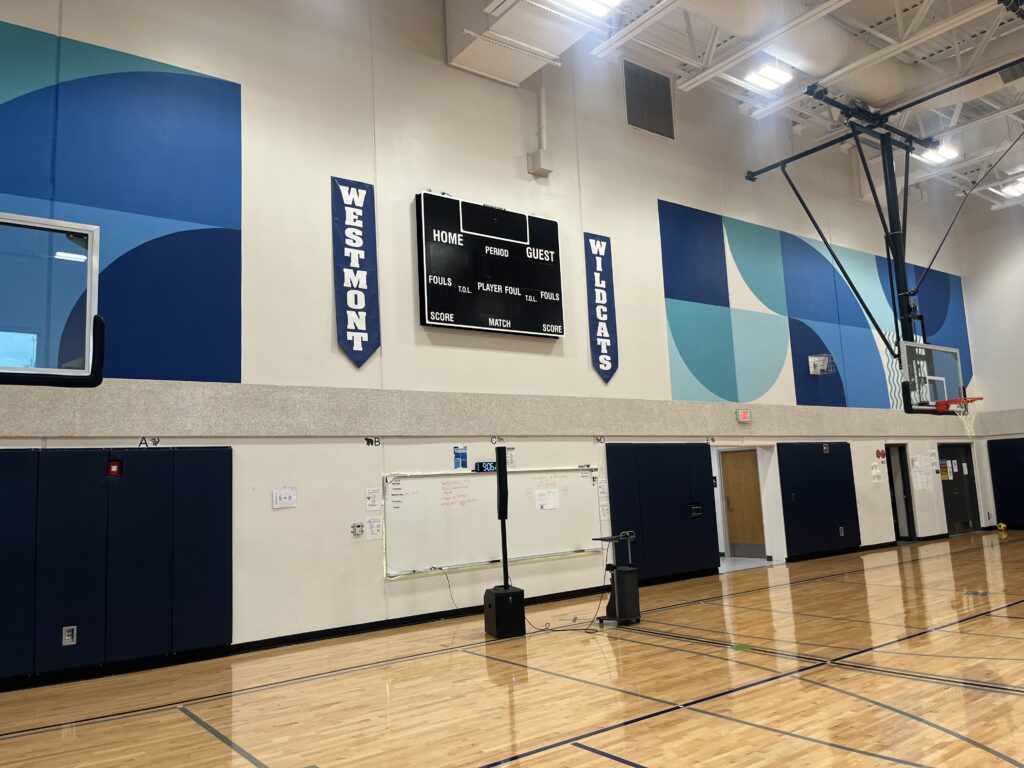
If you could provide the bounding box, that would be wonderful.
[416,192,565,337]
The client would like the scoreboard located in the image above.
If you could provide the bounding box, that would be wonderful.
[416,192,564,337]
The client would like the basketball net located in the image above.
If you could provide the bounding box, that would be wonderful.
[936,397,982,439]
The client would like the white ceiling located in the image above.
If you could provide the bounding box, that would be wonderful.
[583,0,1024,210]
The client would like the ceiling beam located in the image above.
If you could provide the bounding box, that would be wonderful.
[932,99,1024,140]
[905,0,937,39]
[591,0,682,57]
[751,3,1001,120]
[675,0,856,92]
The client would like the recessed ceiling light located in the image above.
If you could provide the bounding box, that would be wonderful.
[758,63,793,85]
[744,71,780,91]
[562,0,623,18]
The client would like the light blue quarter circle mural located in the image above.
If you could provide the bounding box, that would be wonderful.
[0,20,241,382]
[659,199,973,409]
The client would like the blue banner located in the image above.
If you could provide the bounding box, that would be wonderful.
[332,177,381,367]
[584,233,618,382]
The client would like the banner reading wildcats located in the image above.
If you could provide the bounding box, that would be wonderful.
[584,233,618,383]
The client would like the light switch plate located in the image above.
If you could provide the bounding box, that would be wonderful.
[62,625,77,646]
[272,487,298,509]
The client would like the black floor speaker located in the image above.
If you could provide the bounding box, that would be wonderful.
[483,585,525,638]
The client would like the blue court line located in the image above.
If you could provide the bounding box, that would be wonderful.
[179,706,269,768]
[687,707,930,767]
[572,742,647,767]
[799,678,1024,766]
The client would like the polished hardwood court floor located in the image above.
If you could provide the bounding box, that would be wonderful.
[4,532,1024,766]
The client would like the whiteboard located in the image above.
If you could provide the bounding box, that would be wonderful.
[383,467,602,577]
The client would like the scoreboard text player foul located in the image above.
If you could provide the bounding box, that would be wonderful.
[416,192,565,337]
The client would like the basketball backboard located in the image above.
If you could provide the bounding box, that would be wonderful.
[900,341,964,413]
[0,212,103,386]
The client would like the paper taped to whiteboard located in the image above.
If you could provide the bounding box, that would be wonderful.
[535,488,560,510]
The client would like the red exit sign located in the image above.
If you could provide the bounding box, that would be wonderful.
[735,409,752,423]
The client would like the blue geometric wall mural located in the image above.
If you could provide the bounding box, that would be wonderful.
[659,200,973,409]
[0,21,241,382]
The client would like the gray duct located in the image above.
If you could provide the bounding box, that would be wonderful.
[677,0,1018,111]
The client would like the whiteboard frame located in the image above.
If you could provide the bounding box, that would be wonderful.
[382,465,603,580]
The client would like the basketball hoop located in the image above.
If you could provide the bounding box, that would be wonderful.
[935,396,983,438]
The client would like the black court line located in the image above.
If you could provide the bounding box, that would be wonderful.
[572,742,647,767]
[0,624,557,742]
[875,649,1024,662]
[483,560,1024,765]
[616,624,826,665]
[824,574,1024,598]
[179,706,269,768]
[642,535,1024,617]
[642,617,861,652]
[697,599,926,630]
[832,659,1024,697]
[478,707,681,768]
[461,649,678,707]
[602,631,793,674]
[798,678,1024,766]
[687,707,931,767]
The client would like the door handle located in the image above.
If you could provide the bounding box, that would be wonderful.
[726,496,733,511]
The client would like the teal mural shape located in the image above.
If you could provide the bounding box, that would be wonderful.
[732,309,790,403]
[665,299,737,401]
[723,217,787,315]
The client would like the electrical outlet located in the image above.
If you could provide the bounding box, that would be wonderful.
[351,522,365,537]
[62,626,77,646]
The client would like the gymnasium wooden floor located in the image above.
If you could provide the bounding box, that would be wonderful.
[3,532,1024,767]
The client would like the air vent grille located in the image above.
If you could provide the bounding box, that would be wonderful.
[624,60,674,140]
[999,60,1024,85]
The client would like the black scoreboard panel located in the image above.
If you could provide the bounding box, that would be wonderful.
[416,192,564,337]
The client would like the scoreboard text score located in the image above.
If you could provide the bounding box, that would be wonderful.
[416,192,565,337]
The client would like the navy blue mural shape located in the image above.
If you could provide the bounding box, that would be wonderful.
[60,229,241,382]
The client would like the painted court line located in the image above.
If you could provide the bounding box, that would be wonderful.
[179,706,269,768]
[461,649,677,706]
[687,707,930,767]
[572,741,647,767]
[799,678,1024,766]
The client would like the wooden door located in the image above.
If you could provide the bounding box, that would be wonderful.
[721,450,766,558]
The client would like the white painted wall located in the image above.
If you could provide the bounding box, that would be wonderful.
[960,201,1024,413]
[850,441,896,547]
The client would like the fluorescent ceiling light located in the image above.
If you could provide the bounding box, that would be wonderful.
[562,0,623,18]
[997,181,1024,198]
[936,144,959,160]
[744,71,780,91]
[758,63,793,85]
[54,251,87,262]
[917,149,947,164]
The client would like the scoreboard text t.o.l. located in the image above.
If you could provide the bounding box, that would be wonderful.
[416,192,564,337]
